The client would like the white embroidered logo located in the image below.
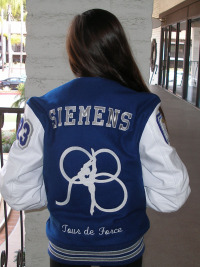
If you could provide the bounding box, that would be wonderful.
[56,146,128,215]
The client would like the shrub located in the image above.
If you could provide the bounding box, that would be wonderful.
[2,131,16,153]
[12,83,27,108]
[2,143,11,153]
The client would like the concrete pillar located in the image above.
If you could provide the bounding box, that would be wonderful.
[25,1,154,266]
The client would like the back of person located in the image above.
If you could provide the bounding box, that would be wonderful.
[0,8,190,267]
[27,77,159,257]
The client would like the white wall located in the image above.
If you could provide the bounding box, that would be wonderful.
[25,0,154,99]
[25,0,154,266]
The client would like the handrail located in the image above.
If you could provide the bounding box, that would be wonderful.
[0,107,24,267]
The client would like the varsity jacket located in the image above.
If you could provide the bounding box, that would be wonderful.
[0,77,191,266]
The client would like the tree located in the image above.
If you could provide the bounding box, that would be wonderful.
[12,83,27,108]
[0,0,27,21]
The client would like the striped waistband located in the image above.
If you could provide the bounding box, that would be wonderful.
[48,237,144,264]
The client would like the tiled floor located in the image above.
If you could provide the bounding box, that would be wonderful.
[143,86,200,267]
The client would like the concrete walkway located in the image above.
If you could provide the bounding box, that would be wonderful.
[143,86,200,267]
[0,214,23,267]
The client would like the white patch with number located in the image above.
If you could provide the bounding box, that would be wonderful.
[156,112,170,144]
[17,117,33,149]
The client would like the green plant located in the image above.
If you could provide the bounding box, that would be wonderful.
[14,249,25,267]
[11,33,26,46]
[0,0,27,21]
[2,143,11,153]
[2,130,16,144]
[2,130,16,152]
[12,83,27,108]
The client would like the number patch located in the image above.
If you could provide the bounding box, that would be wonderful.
[17,117,33,149]
[156,112,170,144]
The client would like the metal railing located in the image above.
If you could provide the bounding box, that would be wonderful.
[0,107,24,267]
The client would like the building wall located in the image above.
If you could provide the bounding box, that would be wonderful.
[152,0,186,18]
[152,0,187,18]
[25,0,154,266]
[160,0,186,14]
[152,0,160,19]
[25,0,154,99]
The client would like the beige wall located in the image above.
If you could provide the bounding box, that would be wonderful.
[160,0,186,13]
[25,0,154,266]
[152,0,186,18]
[152,0,160,18]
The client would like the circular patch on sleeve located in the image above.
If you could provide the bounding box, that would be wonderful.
[17,117,33,149]
[156,112,170,144]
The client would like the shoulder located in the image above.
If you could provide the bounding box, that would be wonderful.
[133,91,161,117]
[26,80,73,112]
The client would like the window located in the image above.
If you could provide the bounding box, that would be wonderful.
[176,21,186,98]
[187,18,200,105]
[168,24,177,92]
[161,27,169,88]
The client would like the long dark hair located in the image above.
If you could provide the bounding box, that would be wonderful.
[66,9,150,93]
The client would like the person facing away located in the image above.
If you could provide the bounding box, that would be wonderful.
[0,8,190,267]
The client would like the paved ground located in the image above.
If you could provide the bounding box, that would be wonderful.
[0,214,24,267]
[143,86,200,267]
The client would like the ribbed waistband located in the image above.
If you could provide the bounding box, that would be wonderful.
[48,237,144,265]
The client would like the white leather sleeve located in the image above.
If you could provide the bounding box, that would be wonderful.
[139,103,191,212]
[0,104,47,211]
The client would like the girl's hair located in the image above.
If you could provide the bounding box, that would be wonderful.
[66,9,150,93]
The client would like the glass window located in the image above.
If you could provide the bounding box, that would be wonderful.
[187,18,200,105]
[162,27,169,87]
[176,21,186,98]
[168,24,177,92]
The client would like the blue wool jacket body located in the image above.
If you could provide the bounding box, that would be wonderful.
[27,77,160,265]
